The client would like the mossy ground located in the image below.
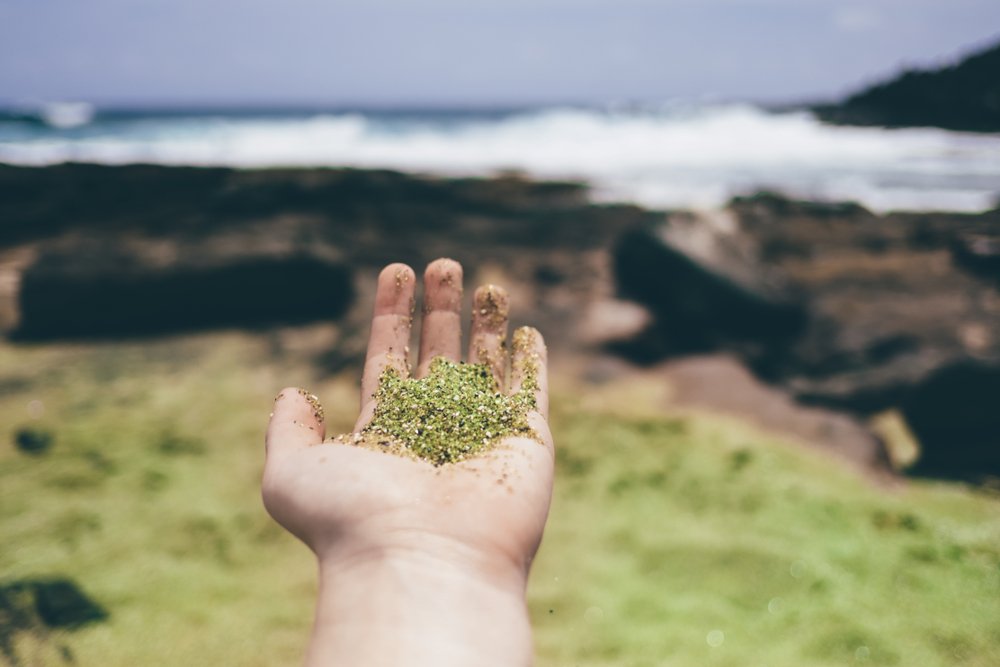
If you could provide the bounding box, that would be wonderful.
[1,329,998,665]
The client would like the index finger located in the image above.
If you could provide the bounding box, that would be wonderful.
[360,263,416,411]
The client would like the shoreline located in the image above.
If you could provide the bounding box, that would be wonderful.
[4,99,999,215]
[2,162,998,479]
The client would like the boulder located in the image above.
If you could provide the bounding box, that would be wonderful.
[612,211,807,357]
[902,362,1000,478]
[13,237,353,340]
[951,230,1000,282]
[723,193,1000,403]
[14,427,54,456]
[611,191,1000,478]
[0,577,108,664]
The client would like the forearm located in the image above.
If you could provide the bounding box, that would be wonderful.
[306,549,534,667]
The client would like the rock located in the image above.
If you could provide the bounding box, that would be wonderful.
[612,210,807,357]
[30,579,109,629]
[728,193,1000,477]
[902,362,1000,478]
[0,577,107,664]
[14,427,54,455]
[951,230,1000,282]
[13,238,353,340]
[1,163,655,343]
[729,191,870,221]
[578,299,652,346]
[812,38,1000,132]
[5,164,998,480]
[724,192,1000,402]
[609,190,1000,478]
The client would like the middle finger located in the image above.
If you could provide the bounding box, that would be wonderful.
[416,258,463,377]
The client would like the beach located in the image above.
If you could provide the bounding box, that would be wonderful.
[4,3,1000,661]
[2,129,1000,665]
[2,161,999,474]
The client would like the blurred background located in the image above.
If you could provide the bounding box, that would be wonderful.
[1,1,999,665]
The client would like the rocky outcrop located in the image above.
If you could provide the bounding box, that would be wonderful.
[1,164,658,341]
[14,239,353,339]
[0,577,107,664]
[951,229,1000,283]
[613,191,1000,478]
[3,164,998,478]
[612,210,807,359]
[812,38,1000,132]
[902,362,1000,478]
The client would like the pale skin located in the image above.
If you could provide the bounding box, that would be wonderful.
[263,258,554,667]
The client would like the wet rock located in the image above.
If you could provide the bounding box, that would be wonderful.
[612,211,807,357]
[725,192,1000,405]
[902,362,1000,478]
[14,427,54,456]
[951,231,1000,283]
[13,239,353,340]
[610,190,1000,478]
[0,577,108,664]
[730,191,870,220]
[30,579,108,629]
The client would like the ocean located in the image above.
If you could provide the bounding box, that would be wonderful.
[2,102,999,214]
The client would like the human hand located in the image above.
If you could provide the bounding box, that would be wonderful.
[263,258,553,666]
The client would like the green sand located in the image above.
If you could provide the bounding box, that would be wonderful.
[1,332,998,665]
[358,357,536,465]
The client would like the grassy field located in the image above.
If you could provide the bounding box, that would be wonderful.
[1,330,999,666]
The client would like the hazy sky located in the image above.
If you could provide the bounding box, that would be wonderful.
[1,0,998,106]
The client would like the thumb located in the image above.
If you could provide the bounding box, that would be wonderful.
[265,387,325,462]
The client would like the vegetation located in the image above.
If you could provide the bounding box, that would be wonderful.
[1,330,998,665]
[813,38,1000,132]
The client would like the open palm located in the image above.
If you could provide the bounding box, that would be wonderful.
[263,259,553,580]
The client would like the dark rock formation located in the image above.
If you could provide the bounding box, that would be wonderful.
[813,38,1000,132]
[733,194,1000,476]
[28,579,108,629]
[0,577,107,665]
[1,163,658,342]
[612,211,807,359]
[611,190,1000,477]
[14,242,353,340]
[4,164,998,477]
[902,362,1000,479]
[951,229,1000,283]
[0,163,602,251]
[0,163,232,247]
[14,427,54,455]
[730,193,999,384]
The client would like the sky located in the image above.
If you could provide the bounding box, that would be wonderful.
[1,0,998,107]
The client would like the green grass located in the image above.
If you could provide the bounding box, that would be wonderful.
[1,332,999,666]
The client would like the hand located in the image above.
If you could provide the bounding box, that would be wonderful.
[263,258,554,667]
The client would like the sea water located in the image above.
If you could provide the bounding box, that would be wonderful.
[1,103,998,213]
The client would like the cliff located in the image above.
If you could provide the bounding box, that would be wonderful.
[813,38,1000,132]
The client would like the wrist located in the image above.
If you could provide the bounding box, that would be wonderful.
[307,544,534,667]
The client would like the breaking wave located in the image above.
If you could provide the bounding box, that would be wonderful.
[1,104,998,212]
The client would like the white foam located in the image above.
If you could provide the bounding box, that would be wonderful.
[1,105,998,212]
[39,102,96,129]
